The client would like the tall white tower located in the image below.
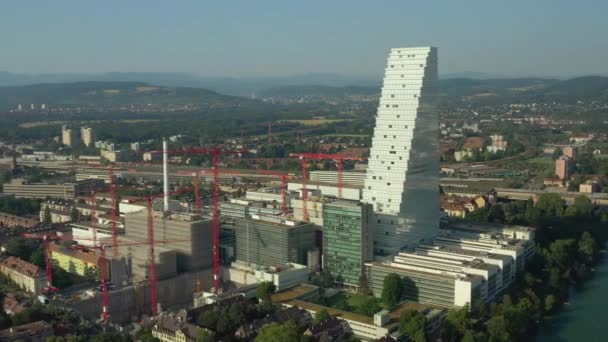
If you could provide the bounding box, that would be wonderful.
[362,47,439,255]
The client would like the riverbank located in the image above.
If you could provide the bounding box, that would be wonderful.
[535,249,608,341]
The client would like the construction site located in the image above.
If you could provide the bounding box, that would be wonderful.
[24,139,366,323]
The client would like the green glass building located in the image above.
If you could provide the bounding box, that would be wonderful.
[322,200,374,287]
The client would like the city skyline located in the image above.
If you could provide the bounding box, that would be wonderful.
[1,0,607,78]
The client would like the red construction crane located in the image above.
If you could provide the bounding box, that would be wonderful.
[90,191,98,248]
[125,186,195,316]
[290,153,365,221]
[256,170,290,215]
[146,146,246,294]
[72,236,195,321]
[290,153,365,199]
[21,233,61,294]
[175,169,242,214]
[85,164,120,257]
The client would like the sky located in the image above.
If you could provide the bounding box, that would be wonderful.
[1,0,607,78]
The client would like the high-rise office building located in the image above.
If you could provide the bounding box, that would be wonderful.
[234,216,316,267]
[363,47,439,255]
[322,200,374,287]
[81,127,94,147]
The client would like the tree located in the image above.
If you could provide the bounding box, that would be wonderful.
[578,231,597,264]
[566,196,592,217]
[196,330,213,342]
[255,320,300,342]
[5,237,38,260]
[486,315,511,342]
[313,309,330,324]
[381,273,403,308]
[256,281,277,302]
[70,207,80,222]
[535,193,565,218]
[399,310,426,342]
[442,305,470,341]
[228,302,245,326]
[197,310,219,329]
[358,273,372,296]
[43,206,52,225]
[544,294,557,313]
[29,248,45,268]
[552,148,563,160]
[461,330,476,342]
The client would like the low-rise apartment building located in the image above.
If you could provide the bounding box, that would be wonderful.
[0,257,47,294]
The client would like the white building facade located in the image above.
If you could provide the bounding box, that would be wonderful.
[362,47,439,255]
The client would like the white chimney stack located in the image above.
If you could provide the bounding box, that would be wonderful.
[163,138,169,212]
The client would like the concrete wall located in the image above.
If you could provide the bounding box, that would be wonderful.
[69,268,214,323]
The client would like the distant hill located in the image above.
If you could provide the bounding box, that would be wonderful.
[538,76,608,100]
[0,71,381,96]
[256,85,379,97]
[256,78,562,99]
[0,81,259,109]
[438,78,559,98]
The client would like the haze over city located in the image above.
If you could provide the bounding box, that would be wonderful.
[2,0,607,78]
[0,1,607,342]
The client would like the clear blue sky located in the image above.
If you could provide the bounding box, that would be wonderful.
[2,0,606,77]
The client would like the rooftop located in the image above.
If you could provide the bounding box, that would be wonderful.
[289,299,374,325]
[270,284,319,304]
[1,256,44,278]
[0,321,52,339]
[49,243,103,265]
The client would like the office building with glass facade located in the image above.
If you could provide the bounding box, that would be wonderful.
[322,200,374,287]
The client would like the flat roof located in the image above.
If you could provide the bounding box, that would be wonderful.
[270,284,318,303]
[288,299,374,325]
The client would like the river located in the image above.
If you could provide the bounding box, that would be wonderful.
[535,254,608,341]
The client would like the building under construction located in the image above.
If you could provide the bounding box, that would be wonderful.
[233,215,316,267]
[124,209,213,273]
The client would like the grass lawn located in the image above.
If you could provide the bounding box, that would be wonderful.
[527,156,553,168]
[325,292,384,317]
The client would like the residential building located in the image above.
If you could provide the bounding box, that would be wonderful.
[580,181,599,193]
[130,142,141,151]
[61,125,75,147]
[49,243,108,278]
[0,257,47,294]
[152,313,211,342]
[100,149,123,162]
[362,47,439,255]
[233,215,316,267]
[555,156,574,180]
[0,321,53,342]
[563,146,577,160]
[81,126,94,147]
[322,201,374,287]
[0,212,40,229]
[487,134,507,153]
